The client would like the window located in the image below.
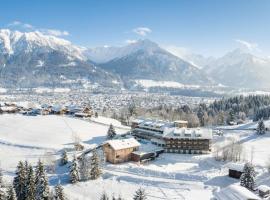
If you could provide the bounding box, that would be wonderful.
[116,155,120,158]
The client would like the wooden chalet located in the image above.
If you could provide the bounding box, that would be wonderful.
[257,185,270,198]
[228,163,244,179]
[103,138,140,164]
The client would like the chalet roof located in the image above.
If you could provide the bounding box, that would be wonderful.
[106,138,140,150]
[0,106,17,111]
[257,185,270,192]
[131,118,145,124]
[215,184,261,200]
[174,120,188,124]
[163,127,212,140]
[228,163,245,172]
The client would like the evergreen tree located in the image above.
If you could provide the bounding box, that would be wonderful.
[48,190,54,200]
[7,185,17,200]
[107,124,116,139]
[100,192,109,200]
[133,188,147,200]
[90,149,102,180]
[54,184,66,200]
[0,186,6,200]
[69,156,79,184]
[226,109,235,124]
[240,163,256,190]
[60,151,68,166]
[0,169,6,200]
[0,168,4,188]
[25,165,36,200]
[79,154,90,181]
[256,119,266,135]
[35,160,50,200]
[13,161,27,200]
[117,195,124,200]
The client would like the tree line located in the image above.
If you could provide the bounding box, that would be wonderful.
[114,95,270,127]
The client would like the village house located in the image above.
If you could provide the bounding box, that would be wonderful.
[174,120,188,128]
[257,185,270,198]
[228,163,244,179]
[103,138,140,164]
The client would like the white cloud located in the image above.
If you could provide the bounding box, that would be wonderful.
[132,27,152,36]
[8,21,34,30]
[7,21,69,37]
[235,39,259,51]
[125,39,137,44]
[40,29,69,36]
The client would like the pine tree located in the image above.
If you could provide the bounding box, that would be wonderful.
[240,163,256,190]
[79,154,90,181]
[0,168,6,200]
[117,195,124,200]
[90,149,102,180]
[35,160,50,200]
[13,161,27,200]
[0,168,4,188]
[60,150,68,166]
[48,189,55,200]
[133,188,147,200]
[107,124,116,139]
[69,156,79,184]
[256,119,266,135]
[54,184,66,200]
[6,185,17,200]
[25,165,36,200]
[100,192,109,200]
[0,172,6,200]
[0,186,6,200]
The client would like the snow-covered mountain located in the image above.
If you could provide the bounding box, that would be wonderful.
[85,39,167,63]
[99,39,213,86]
[1,29,269,90]
[0,29,121,88]
[204,48,270,88]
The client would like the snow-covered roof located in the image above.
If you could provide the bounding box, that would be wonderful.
[163,127,212,140]
[228,163,245,172]
[138,119,173,130]
[106,138,140,150]
[0,106,17,111]
[131,118,145,124]
[174,120,188,124]
[257,185,270,192]
[215,184,261,200]
[74,112,90,117]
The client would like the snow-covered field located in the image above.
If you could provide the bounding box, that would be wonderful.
[134,79,200,89]
[0,115,270,199]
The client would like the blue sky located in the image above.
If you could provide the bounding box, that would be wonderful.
[0,0,269,56]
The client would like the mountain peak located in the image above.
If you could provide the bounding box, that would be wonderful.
[0,28,85,60]
[128,39,160,52]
